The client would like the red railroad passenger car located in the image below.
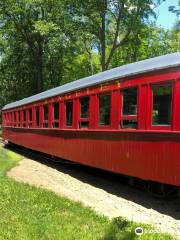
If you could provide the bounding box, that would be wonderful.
[2,52,180,187]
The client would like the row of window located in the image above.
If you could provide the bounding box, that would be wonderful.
[3,83,172,129]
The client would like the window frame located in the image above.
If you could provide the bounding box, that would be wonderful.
[98,92,111,128]
[79,96,90,129]
[43,104,49,128]
[27,108,33,128]
[65,100,73,127]
[22,109,26,128]
[52,101,60,128]
[16,111,20,127]
[150,81,173,130]
[121,86,138,129]
[35,106,40,128]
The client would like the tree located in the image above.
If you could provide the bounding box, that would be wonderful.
[109,23,172,68]
[0,0,66,93]
[65,0,164,71]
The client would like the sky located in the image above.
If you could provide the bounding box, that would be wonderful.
[155,0,179,29]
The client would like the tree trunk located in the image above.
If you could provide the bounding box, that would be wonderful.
[101,0,107,71]
[89,50,94,75]
[36,41,43,93]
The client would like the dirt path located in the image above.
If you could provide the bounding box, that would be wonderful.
[8,157,180,236]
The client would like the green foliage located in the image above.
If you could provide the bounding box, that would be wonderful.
[109,23,173,68]
[170,31,180,51]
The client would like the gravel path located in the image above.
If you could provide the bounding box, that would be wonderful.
[8,157,180,236]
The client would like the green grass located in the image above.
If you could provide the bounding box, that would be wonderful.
[0,146,177,240]
[0,146,21,175]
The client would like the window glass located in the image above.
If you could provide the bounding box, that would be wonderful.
[53,102,59,120]
[121,119,137,128]
[122,88,138,129]
[79,97,89,128]
[36,107,40,127]
[53,102,59,128]
[66,101,73,126]
[99,93,111,126]
[29,108,32,128]
[79,121,89,128]
[44,105,48,120]
[122,88,137,115]
[43,105,48,128]
[29,109,32,121]
[152,84,172,125]
[80,97,89,118]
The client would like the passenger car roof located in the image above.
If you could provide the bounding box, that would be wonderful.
[3,52,180,110]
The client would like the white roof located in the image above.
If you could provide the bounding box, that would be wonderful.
[3,52,180,110]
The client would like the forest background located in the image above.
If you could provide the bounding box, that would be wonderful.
[0,0,180,110]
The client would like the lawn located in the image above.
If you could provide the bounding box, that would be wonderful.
[0,145,176,240]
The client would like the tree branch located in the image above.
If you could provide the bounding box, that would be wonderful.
[105,2,125,69]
